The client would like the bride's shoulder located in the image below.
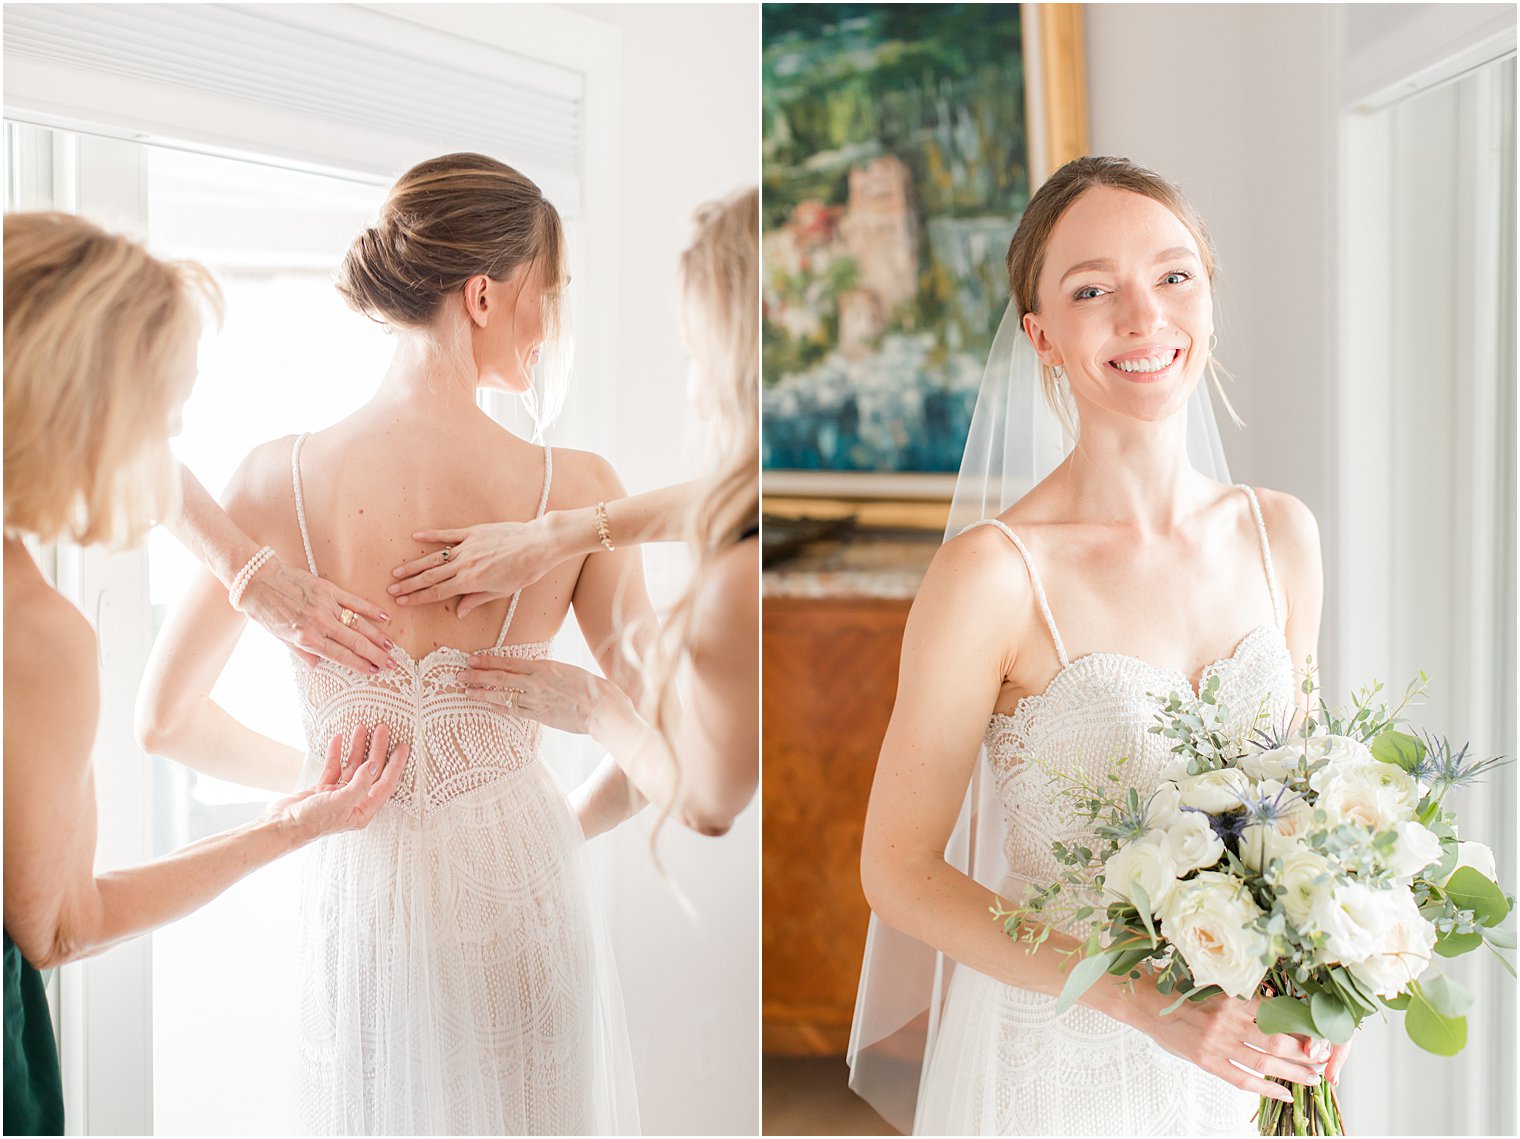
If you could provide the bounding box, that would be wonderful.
[920,519,1037,621]
[1245,485,1321,552]
[541,445,624,510]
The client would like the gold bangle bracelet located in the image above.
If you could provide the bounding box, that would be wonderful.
[594,502,615,553]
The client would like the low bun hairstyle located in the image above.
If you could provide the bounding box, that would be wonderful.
[337,152,566,333]
[1004,155,1239,437]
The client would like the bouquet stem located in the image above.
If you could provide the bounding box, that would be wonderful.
[1256,1078,1344,1136]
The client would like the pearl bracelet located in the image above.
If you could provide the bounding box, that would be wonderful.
[594,502,615,553]
[228,545,277,610]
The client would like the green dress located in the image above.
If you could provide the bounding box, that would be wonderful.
[4,930,63,1135]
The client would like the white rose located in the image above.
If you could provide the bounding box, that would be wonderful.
[1103,832,1178,914]
[1239,783,1316,871]
[1308,880,1394,965]
[1238,744,1302,782]
[1345,888,1436,997]
[1441,841,1497,885]
[1265,845,1333,926]
[1303,734,1378,772]
[1146,783,1185,831]
[1159,871,1272,999]
[1381,820,1444,880]
[1175,768,1254,814]
[1166,810,1225,874]
[1314,762,1420,830]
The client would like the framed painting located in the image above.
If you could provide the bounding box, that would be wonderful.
[761,3,1088,509]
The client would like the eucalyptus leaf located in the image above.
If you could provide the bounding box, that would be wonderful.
[1055,950,1118,1014]
[1310,991,1355,1044]
[1445,868,1511,927]
[1382,992,1412,1011]
[1405,986,1468,1056]
[1433,928,1484,958]
[1256,995,1320,1039]
[1484,926,1517,950]
[1371,729,1424,772]
[1129,883,1159,947]
[1420,973,1474,1018]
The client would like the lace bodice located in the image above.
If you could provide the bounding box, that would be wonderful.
[966,487,1296,899]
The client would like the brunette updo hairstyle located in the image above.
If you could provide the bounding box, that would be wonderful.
[337,153,569,423]
[1004,155,1239,435]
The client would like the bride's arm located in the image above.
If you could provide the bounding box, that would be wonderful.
[861,527,1315,1104]
[1257,489,1324,712]
[136,444,312,793]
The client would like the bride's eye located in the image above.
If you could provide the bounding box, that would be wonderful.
[1161,270,1194,286]
[1073,285,1104,301]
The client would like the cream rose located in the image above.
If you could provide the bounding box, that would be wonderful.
[1103,832,1178,914]
[1441,840,1497,886]
[1264,844,1332,926]
[1381,820,1443,880]
[1345,888,1436,997]
[1238,744,1302,782]
[1239,783,1316,871]
[1175,768,1254,814]
[1308,880,1393,965]
[1159,871,1271,998]
[1313,760,1420,830]
[1165,810,1225,874]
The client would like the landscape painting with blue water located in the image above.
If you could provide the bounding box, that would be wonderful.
[762,3,1030,480]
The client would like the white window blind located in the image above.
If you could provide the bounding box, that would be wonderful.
[3,3,583,201]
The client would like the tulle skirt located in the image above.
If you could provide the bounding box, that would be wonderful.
[294,759,639,1135]
[914,964,1254,1136]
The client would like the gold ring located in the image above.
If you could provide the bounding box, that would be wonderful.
[441,546,452,563]
[504,687,526,711]
[339,608,357,628]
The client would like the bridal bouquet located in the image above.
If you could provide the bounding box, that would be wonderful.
[993,671,1515,1137]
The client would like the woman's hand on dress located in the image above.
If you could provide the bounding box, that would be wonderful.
[1115,984,1326,1104]
[458,656,628,736]
[270,724,408,840]
[240,559,395,673]
[390,515,581,619]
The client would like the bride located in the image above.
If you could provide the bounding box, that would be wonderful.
[851,157,1348,1135]
[137,153,644,1135]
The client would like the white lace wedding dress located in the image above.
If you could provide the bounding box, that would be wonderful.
[286,434,639,1135]
[913,485,1296,1136]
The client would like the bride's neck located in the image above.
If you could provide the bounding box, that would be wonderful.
[1059,413,1206,530]
[370,333,486,419]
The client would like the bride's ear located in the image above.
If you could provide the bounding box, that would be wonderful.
[462,275,491,329]
[1021,311,1061,368]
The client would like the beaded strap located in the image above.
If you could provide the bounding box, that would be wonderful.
[958,518,1070,668]
[1237,485,1284,629]
[229,545,276,610]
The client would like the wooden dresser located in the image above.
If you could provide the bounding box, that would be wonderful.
[761,534,936,1054]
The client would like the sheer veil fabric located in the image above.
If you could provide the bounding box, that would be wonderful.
[846,302,1234,1133]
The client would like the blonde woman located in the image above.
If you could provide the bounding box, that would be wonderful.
[444,188,760,839]
[2,213,405,1137]
[137,154,646,1134]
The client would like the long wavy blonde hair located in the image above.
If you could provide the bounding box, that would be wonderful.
[641,187,759,845]
[4,212,220,547]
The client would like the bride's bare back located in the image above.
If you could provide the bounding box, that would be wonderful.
[225,396,629,666]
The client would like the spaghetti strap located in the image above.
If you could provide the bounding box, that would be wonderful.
[493,446,555,649]
[290,433,319,575]
[1237,484,1284,629]
[958,519,1069,668]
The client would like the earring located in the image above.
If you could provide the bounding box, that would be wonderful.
[1052,364,1065,381]
[1207,333,1218,354]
